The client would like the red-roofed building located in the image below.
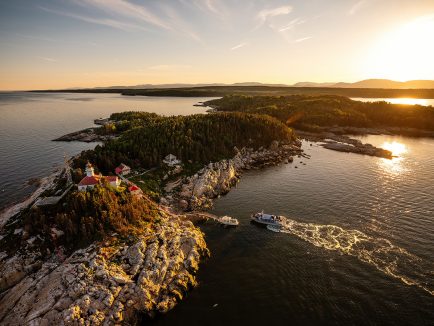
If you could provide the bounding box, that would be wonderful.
[78,162,120,191]
[128,185,142,196]
[105,176,121,188]
[115,163,131,176]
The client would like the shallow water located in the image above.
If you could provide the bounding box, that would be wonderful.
[153,136,434,326]
[0,92,209,209]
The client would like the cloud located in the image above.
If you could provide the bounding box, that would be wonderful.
[158,4,202,42]
[348,1,366,15]
[230,42,247,50]
[40,6,146,31]
[39,57,58,62]
[43,1,202,41]
[179,0,225,17]
[74,0,171,30]
[204,0,220,14]
[257,5,293,23]
[294,36,312,43]
[279,18,305,32]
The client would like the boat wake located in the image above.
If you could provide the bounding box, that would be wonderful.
[279,218,434,296]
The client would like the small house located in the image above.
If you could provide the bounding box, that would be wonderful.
[128,185,142,196]
[106,176,121,188]
[115,163,131,176]
[163,154,181,167]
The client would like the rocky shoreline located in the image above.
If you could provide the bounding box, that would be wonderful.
[0,214,208,325]
[0,138,302,325]
[317,126,434,138]
[162,140,303,212]
[53,128,116,143]
[296,130,393,159]
[0,165,210,325]
[1,121,398,325]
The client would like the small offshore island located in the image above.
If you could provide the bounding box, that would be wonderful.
[1,93,434,325]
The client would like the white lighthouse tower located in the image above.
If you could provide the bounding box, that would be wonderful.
[85,161,95,177]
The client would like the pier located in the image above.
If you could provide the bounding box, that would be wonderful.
[184,211,220,223]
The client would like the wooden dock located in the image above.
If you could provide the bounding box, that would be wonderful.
[184,211,221,223]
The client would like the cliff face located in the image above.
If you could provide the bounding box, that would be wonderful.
[0,215,208,325]
[168,141,303,211]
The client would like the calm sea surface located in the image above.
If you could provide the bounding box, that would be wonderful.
[1,93,433,325]
[0,92,209,209]
[153,136,434,325]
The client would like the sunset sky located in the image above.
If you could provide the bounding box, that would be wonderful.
[1,0,434,90]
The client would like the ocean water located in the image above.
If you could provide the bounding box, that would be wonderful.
[0,92,209,209]
[153,136,434,325]
[1,92,433,325]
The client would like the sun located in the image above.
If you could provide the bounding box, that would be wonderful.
[364,15,434,81]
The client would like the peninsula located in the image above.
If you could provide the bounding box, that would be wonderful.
[0,112,301,324]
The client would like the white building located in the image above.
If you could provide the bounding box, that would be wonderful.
[115,163,131,176]
[163,154,181,167]
[78,162,120,191]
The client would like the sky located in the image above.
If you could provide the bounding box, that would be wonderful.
[1,0,434,90]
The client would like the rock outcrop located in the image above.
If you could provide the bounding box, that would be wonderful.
[165,141,303,211]
[297,130,393,159]
[53,128,116,143]
[0,215,208,325]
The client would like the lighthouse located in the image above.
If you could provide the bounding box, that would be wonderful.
[78,162,120,192]
[85,161,95,177]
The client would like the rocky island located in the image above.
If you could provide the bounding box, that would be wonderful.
[204,94,434,157]
[0,111,300,325]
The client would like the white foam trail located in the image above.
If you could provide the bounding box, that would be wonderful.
[279,218,434,296]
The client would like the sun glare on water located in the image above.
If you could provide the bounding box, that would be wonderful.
[387,98,429,106]
[379,141,408,174]
[365,15,434,81]
[382,141,408,157]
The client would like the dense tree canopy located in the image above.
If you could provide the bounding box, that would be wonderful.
[77,112,296,173]
[23,184,162,251]
[206,95,434,131]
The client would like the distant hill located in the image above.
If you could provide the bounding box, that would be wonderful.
[85,79,434,90]
[292,82,337,87]
[91,82,289,90]
[332,79,434,89]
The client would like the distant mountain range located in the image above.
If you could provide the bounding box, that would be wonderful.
[87,82,289,90]
[69,79,434,90]
[331,79,434,89]
[293,79,434,89]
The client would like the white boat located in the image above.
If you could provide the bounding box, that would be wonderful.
[219,215,239,226]
[251,211,286,226]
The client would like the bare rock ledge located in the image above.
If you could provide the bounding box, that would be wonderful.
[0,216,208,325]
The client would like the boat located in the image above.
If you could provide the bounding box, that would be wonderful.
[219,215,239,226]
[251,211,286,226]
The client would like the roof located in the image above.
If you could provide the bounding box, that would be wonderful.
[115,163,130,174]
[105,176,118,182]
[129,185,140,191]
[78,175,101,186]
[116,163,130,170]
